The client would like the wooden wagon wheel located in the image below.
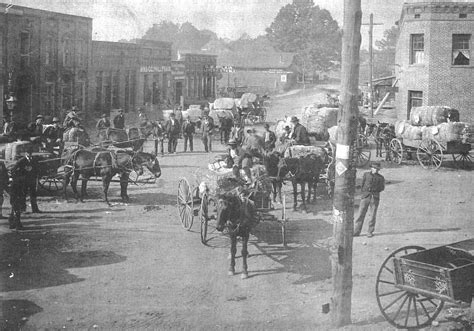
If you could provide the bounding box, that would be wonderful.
[199,191,216,245]
[452,152,472,170]
[376,246,444,329]
[417,139,443,170]
[38,174,64,192]
[355,147,371,168]
[177,178,194,230]
[389,138,404,165]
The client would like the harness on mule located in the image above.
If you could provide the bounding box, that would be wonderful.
[92,151,118,171]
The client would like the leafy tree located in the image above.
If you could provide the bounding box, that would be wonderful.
[266,0,342,73]
[373,25,399,77]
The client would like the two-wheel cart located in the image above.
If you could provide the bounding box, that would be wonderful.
[177,172,288,246]
[376,239,474,329]
[389,138,472,170]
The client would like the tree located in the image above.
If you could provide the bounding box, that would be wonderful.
[266,0,342,74]
[373,25,399,77]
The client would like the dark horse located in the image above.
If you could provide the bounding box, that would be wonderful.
[366,121,395,160]
[63,149,161,205]
[99,128,146,151]
[277,148,327,211]
[215,192,257,279]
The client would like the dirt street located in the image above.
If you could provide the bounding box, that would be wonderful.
[1,87,473,330]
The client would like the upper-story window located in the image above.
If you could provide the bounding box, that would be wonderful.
[20,31,31,68]
[410,34,424,64]
[44,36,55,65]
[62,35,73,66]
[77,39,86,66]
[452,34,470,65]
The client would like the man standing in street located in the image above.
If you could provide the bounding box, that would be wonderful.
[181,117,195,152]
[353,162,385,238]
[290,116,310,145]
[165,113,180,154]
[201,111,214,153]
[96,113,110,137]
[263,123,276,151]
[113,109,125,129]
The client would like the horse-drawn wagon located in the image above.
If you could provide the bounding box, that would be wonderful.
[376,239,474,329]
[388,106,472,170]
[176,162,288,246]
[239,93,268,124]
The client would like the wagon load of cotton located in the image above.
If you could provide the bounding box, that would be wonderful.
[422,122,470,142]
[395,120,423,140]
[410,106,460,127]
[284,145,327,160]
[301,107,338,137]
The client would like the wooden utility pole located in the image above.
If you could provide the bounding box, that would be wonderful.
[362,14,383,118]
[330,0,362,327]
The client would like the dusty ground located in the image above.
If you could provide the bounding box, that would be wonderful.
[0,86,473,330]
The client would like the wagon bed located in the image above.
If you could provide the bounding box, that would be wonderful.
[376,239,474,329]
[390,137,472,170]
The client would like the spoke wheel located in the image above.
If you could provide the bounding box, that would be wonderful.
[200,192,216,244]
[376,246,444,329]
[452,152,472,170]
[355,148,371,168]
[390,139,404,165]
[177,178,194,230]
[417,139,443,170]
[38,175,64,192]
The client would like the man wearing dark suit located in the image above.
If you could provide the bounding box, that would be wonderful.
[113,109,125,129]
[290,116,310,145]
[181,117,195,152]
[200,112,214,153]
[165,113,180,154]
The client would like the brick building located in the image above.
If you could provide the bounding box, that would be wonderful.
[0,4,92,122]
[395,1,474,122]
[217,51,296,96]
[172,52,217,107]
[91,39,172,115]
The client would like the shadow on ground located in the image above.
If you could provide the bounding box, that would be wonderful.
[0,230,126,292]
[0,299,43,330]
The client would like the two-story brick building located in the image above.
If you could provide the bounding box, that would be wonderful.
[0,3,92,122]
[395,1,474,122]
[171,52,217,108]
[90,39,172,115]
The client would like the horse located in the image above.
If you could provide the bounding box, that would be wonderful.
[215,192,258,279]
[277,149,327,211]
[365,121,395,160]
[262,151,285,203]
[63,149,161,205]
[99,128,145,151]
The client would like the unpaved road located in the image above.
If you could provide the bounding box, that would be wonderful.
[1,86,473,330]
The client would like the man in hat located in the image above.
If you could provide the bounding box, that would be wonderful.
[263,123,276,151]
[63,107,81,129]
[113,109,125,129]
[43,117,64,153]
[353,162,385,238]
[96,113,111,135]
[227,138,253,183]
[8,146,40,230]
[181,116,195,152]
[280,125,292,143]
[201,112,214,153]
[290,116,310,145]
[165,112,180,154]
[28,114,45,144]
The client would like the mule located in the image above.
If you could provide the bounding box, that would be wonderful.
[99,128,145,151]
[215,192,257,279]
[263,151,285,203]
[64,150,161,205]
[366,122,395,160]
[277,150,327,211]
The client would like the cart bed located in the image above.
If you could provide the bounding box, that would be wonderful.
[393,239,474,304]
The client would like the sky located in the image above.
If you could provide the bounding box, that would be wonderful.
[0,0,450,48]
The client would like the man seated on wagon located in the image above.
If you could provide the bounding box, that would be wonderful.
[43,117,64,154]
[27,114,45,144]
[290,116,310,145]
[227,138,254,184]
[96,113,110,137]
